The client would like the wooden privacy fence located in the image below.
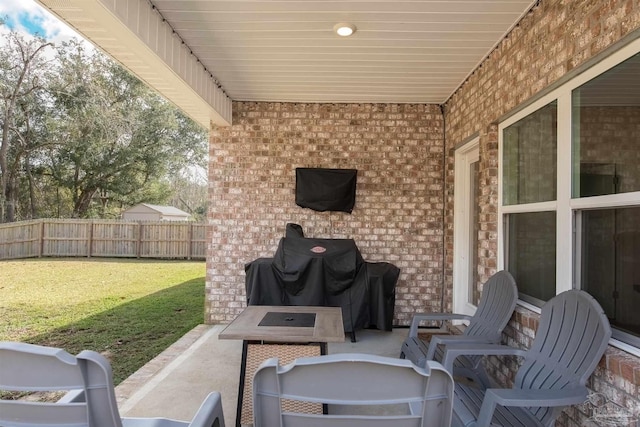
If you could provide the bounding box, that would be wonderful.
[0,219,206,261]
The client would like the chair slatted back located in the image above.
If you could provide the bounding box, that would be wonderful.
[0,342,123,427]
[253,353,453,427]
[465,271,518,342]
[514,290,612,425]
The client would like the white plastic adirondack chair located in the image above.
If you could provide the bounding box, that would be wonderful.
[253,353,454,427]
[442,290,612,427]
[0,341,225,427]
[400,270,518,388]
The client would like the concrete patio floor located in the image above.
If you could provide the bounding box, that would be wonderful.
[115,324,409,426]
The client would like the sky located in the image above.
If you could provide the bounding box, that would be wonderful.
[0,0,82,43]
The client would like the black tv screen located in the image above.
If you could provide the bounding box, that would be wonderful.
[295,168,357,213]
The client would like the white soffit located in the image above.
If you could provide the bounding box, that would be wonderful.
[36,0,232,128]
[35,0,540,120]
[153,0,538,104]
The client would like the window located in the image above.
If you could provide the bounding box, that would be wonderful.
[453,140,481,315]
[499,38,640,350]
[572,53,640,198]
[506,211,556,304]
[579,208,640,342]
[501,101,558,305]
[572,51,640,346]
[503,101,557,206]
[469,160,480,306]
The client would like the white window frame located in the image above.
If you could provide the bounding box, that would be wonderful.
[453,138,480,317]
[498,36,640,355]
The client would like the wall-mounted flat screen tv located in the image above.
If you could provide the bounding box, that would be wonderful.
[295,168,357,213]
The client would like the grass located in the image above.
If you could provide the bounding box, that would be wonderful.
[0,258,205,384]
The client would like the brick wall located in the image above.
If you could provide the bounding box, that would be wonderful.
[207,102,445,325]
[443,0,640,425]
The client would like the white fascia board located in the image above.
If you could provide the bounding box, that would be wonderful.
[36,0,232,127]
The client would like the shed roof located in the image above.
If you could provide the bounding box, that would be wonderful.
[124,203,191,217]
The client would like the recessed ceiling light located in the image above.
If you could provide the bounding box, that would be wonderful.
[334,23,356,37]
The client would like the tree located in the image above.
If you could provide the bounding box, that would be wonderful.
[168,167,208,221]
[0,29,208,222]
[0,28,53,222]
[47,41,208,218]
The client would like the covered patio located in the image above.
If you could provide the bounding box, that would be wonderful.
[113,325,406,427]
[32,0,640,426]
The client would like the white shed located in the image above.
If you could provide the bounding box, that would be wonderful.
[122,203,191,222]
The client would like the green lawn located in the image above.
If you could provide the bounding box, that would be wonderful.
[0,258,205,384]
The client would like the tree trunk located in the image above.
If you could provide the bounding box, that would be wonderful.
[73,188,96,218]
[26,153,37,219]
[1,114,10,222]
[0,34,52,223]
[5,180,16,222]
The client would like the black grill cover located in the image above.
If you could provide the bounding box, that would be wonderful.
[245,236,399,333]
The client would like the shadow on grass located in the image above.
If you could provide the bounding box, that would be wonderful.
[26,278,205,384]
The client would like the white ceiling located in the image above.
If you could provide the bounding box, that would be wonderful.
[155,0,537,103]
[36,0,538,126]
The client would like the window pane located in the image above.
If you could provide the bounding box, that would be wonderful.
[503,101,557,205]
[581,207,640,339]
[507,211,556,303]
[469,160,480,306]
[572,53,640,198]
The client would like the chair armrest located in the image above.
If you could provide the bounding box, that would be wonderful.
[441,343,527,374]
[409,313,473,336]
[189,392,226,427]
[122,394,226,427]
[487,387,589,407]
[474,387,589,427]
[426,335,498,360]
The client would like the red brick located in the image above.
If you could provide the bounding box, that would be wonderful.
[207,102,445,325]
[608,352,622,376]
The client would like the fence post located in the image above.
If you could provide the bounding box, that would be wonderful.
[137,222,142,259]
[87,221,93,258]
[188,222,193,260]
[38,219,45,258]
